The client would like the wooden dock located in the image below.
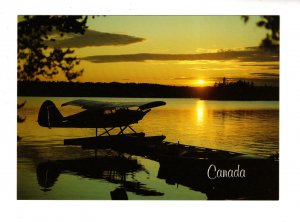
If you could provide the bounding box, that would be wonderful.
[64,134,270,161]
[63,134,279,200]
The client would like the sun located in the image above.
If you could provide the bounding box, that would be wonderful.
[196,79,206,86]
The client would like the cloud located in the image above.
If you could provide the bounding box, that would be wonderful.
[240,64,279,70]
[268,65,280,70]
[46,29,145,48]
[172,76,198,80]
[82,47,279,63]
[195,48,220,53]
[250,73,279,78]
[191,67,239,71]
[195,46,257,54]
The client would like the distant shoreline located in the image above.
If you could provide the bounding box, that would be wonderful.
[17,81,279,101]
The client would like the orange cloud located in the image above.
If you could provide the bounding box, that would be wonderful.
[82,47,278,63]
[46,29,145,48]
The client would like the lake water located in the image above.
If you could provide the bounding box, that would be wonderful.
[17,97,279,200]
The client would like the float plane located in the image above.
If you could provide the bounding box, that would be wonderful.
[38,99,166,136]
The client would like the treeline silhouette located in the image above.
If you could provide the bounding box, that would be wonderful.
[210,78,279,100]
[17,80,279,101]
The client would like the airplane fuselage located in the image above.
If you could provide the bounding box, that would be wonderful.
[60,109,147,128]
[37,100,162,130]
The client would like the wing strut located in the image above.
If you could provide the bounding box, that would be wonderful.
[128,125,137,133]
[98,127,115,136]
[118,126,127,135]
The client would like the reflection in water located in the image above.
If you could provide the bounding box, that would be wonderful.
[209,109,279,155]
[157,157,279,200]
[36,156,164,198]
[110,187,128,200]
[18,97,279,155]
[196,100,205,123]
[18,97,279,200]
[36,161,61,192]
[34,147,279,200]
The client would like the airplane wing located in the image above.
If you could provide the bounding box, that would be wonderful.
[61,99,166,110]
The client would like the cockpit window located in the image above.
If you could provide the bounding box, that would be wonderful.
[104,109,116,114]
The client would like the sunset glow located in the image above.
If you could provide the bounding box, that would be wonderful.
[25,16,279,86]
[196,79,206,86]
[17,15,280,201]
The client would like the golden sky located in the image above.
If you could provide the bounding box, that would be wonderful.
[45,16,279,86]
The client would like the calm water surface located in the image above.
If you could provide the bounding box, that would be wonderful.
[17,97,279,200]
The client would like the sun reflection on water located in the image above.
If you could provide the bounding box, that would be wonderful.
[196,100,206,123]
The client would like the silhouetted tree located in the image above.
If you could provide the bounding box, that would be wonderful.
[241,16,279,52]
[18,16,88,81]
[17,101,26,123]
[17,16,89,140]
[222,77,227,85]
[17,100,26,141]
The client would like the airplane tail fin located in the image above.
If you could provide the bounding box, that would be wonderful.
[38,100,64,128]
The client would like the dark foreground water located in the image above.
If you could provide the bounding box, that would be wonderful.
[17,97,279,200]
